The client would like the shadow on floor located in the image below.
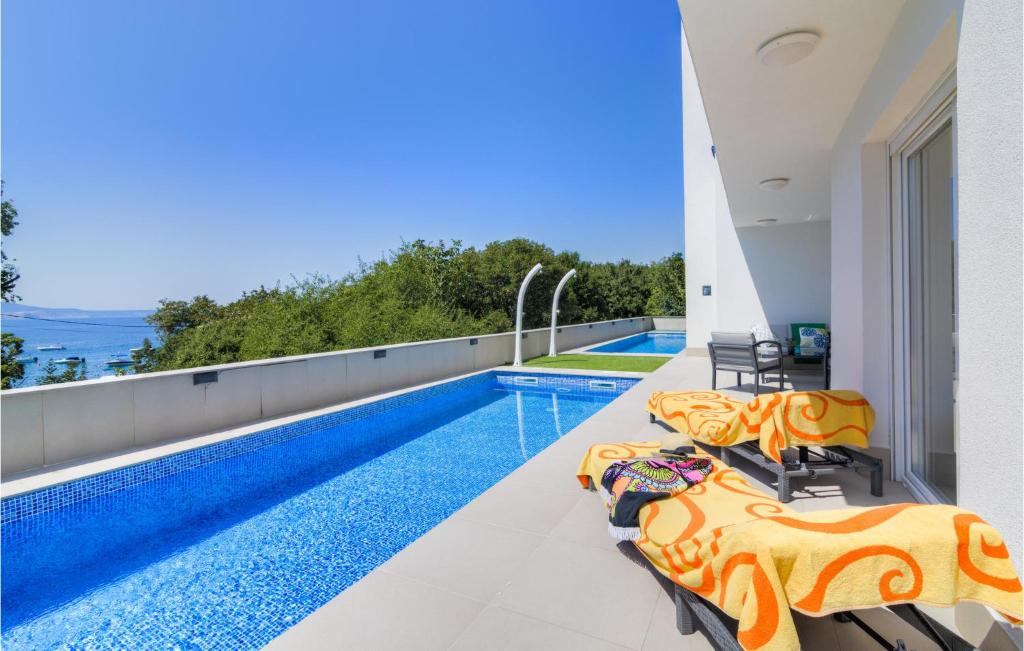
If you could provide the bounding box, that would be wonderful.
[714,370,828,397]
[693,443,907,509]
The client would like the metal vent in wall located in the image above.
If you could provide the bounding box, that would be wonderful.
[193,371,218,385]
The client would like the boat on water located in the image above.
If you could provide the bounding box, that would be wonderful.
[105,358,134,367]
[129,347,143,354]
[53,356,85,365]
[15,356,38,364]
[37,344,66,351]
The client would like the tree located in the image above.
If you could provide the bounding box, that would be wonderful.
[1,332,26,389]
[465,239,575,328]
[1,183,27,391]
[37,359,87,386]
[147,295,223,338]
[645,253,686,316]
[574,260,652,320]
[141,239,686,372]
[1,182,20,302]
[131,338,159,373]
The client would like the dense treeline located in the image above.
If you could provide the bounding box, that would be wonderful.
[140,239,684,371]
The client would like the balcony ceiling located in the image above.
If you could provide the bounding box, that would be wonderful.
[677,0,905,227]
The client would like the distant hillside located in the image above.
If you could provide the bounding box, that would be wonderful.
[1,302,154,319]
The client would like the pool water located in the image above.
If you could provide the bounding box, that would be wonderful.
[587,331,687,355]
[0,372,636,650]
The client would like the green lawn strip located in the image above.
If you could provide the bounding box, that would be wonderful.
[523,354,669,373]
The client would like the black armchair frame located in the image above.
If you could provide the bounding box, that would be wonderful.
[707,338,784,395]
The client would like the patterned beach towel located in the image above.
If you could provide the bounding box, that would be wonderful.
[600,456,713,541]
[646,390,875,463]
[580,442,1024,651]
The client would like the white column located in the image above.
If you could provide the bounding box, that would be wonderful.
[512,263,542,366]
[956,0,1023,572]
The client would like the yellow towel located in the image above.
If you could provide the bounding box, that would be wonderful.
[577,443,1023,651]
[646,390,875,462]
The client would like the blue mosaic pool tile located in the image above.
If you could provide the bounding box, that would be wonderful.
[1,371,637,526]
[2,371,496,525]
[1,369,636,650]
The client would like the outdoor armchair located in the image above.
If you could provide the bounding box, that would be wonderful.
[707,331,784,395]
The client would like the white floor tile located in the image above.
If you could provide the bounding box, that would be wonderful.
[450,606,633,651]
[494,537,661,649]
[265,571,483,651]
[380,517,544,603]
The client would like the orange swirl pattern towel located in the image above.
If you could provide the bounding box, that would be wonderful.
[577,443,1023,651]
[646,390,875,462]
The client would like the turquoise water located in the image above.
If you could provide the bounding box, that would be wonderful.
[1,371,636,650]
[1,316,156,385]
[587,331,686,354]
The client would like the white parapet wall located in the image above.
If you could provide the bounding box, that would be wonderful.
[0,317,653,478]
[650,316,686,331]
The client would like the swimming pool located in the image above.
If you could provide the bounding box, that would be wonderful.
[586,331,687,355]
[0,371,637,650]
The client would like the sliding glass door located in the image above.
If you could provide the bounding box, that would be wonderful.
[892,79,957,504]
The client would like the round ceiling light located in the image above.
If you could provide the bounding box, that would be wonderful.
[757,31,820,67]
[758,177,790,190]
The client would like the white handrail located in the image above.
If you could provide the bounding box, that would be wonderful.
[548,269,576,356]
[512,263,543,366]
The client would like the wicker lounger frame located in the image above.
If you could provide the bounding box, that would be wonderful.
[584,477,973,651]
[648,413,884,503]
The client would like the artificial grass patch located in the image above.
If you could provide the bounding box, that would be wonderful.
[523,354,669,373]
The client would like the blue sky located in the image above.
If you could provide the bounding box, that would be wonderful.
[2,0,683,309]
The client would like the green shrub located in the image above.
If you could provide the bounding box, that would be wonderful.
[146,239,685,372]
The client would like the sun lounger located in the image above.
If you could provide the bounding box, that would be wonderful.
[577,443,1023,651]
[646,389,883,502]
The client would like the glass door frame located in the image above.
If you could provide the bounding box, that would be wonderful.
[888,68,957,505]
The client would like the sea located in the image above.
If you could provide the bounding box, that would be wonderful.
[2,311,157,387]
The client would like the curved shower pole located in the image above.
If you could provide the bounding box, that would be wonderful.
[513,263,543,366]
[548,269,577,357]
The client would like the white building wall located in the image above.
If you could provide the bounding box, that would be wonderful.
[682,25,830,351]
[734,223,831,332]
[830,136,866,393]
[829,0,1021,570]
[681,0,1022,603]
[859,142,893,450]
[956,0,1023,573]
[681,25,720,351]
[830,0,959,448]
[712,178,765,332]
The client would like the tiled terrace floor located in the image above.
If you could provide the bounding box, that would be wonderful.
[267,353,965,651]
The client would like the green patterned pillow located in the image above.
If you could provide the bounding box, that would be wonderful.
[798,326,828,349]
